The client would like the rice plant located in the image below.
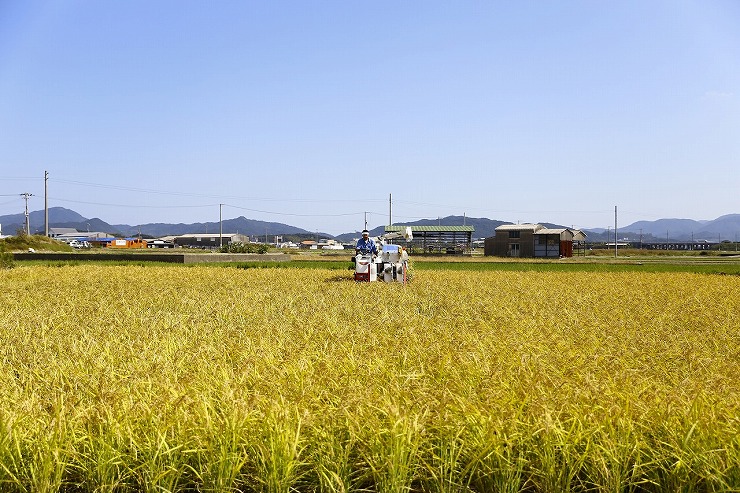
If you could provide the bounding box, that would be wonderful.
[0,265,737,491]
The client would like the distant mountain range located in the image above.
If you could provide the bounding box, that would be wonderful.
[0,207,316,240]
[1,207,739,242]
[587,214,740,242]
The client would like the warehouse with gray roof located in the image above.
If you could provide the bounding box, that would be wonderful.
[484,224,586,258]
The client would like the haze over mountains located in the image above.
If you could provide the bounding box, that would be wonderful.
[1,207,739,242]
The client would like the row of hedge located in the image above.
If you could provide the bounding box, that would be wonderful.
[218,242,270,254]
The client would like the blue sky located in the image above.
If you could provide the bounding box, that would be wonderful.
[1,1,738,235]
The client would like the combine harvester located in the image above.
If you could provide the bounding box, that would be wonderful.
[354,228,412,283]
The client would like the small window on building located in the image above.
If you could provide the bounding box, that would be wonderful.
[509,231,521,239]
[197,237,202,242]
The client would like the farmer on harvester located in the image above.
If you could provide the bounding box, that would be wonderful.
[355,230,378,257]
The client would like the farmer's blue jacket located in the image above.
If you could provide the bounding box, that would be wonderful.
[355,237,378,255]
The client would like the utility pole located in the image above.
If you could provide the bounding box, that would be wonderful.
[614,206,618,258]
[389,193,392,227]
[364,212,368,231]
[21,192,33,235]
[44,171,49,237]
[219,204,223,248]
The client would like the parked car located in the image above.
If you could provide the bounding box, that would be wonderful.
[68,240,89,249]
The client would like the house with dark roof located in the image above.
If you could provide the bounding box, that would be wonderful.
[485,224,586,258]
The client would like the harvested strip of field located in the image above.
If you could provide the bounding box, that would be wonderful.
[0,265,738,492]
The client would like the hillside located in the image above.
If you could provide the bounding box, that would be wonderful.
[0,208,511,240]
[2,207,739,242]
[112,216,317,238]
[0,207,325,239]
[618,214,740,241]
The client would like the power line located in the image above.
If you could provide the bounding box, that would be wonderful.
[224,204,367,218]
[393,199,614,218]
[43,196,378,221]
[50,178,385,203]
[51,179,223,198]
[0,176,41,181]
[48,196,219,209]
[12,175,673,230]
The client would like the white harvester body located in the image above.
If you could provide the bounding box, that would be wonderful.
[354,253,378,282]
[354,230,411,283]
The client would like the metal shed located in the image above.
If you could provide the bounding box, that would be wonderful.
[488,224,586,258]
[489,224,542,257]
[534,228,574,257]
[384,225,475,254]
[174,233,249,249]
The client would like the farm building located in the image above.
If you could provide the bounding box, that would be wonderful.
[48,227,80,238]
[174,233,249,249]
[534,228,587,257]
[485,224,586,258]
[51,229,111,242]
[108,238,148,249]
[89,237,117,248]
[147,238,176,248]
[384,225,475,254]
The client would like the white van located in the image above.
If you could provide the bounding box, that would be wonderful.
[68,240,89,249]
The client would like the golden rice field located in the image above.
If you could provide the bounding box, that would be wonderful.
[0,265,738,492]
